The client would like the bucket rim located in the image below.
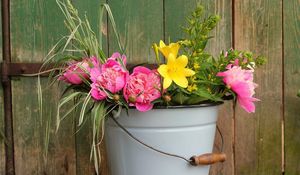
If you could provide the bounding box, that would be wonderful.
[152,101,224,109]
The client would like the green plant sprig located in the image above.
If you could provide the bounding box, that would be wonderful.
[166,4,266,105]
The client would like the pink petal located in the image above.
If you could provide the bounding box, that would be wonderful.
[226,64,233,69]
[233,59,239,66]
[114,76,126,93]
[91,83,107,100]
[133,66,152,74]
[237,96,256,113]
[109,52,121,60]
[90,68,101,82]
[231,82,252,97]
[64,72,82,84]
[216,72,227,77]
[136,103,154,112]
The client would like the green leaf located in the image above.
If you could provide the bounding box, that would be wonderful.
[90,101,107,174]
[56,91,82,131]
[172,92,189,105]
[193,87,222,102]
[101,3,125,53]
[78,93,92,126]
[185,95,208,105]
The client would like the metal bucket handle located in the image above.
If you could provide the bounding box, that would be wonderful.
[110,115,226,166]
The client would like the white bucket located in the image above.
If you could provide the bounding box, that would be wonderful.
[105,104,221,175]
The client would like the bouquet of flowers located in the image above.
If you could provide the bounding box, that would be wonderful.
[41,0,266,172]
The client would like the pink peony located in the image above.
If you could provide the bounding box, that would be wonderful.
[59,56,100,84]
[217,59,259,113]
[90,52,128,101]
[123,66,161,112]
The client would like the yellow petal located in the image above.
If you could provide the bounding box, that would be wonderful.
[158,41,180,58]
[169,43,180,58]
[163,77,173,89]
[159,48,170,58]
[175,55,188,67]
[157,65,169,78]
[183,68,195,77]
[159,40,166,48]
[173,76,188,88]
[166,54,176,67]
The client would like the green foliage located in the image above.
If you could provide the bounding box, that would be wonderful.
[57,0,106,61]
[164,4,267,105]
[181,5,220,56]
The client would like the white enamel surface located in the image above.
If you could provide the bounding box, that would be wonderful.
[105,106,219,175]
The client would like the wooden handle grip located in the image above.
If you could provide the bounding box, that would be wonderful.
[190,153,226,166]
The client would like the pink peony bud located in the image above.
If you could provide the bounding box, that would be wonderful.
[59,56,100,85]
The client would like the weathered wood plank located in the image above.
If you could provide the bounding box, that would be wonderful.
[108,0,163,63]
[105,0,163,174]
[234,0,282,174]
[211,101,234,175]
[12,78,76,175]
[73,1,110,174]
[284,0,300,174]
[74,0,108,58]
[0,87,5,175]
[164,1,234,175]
[10,0,67,62]
[0,5,4,175]
[10,0,76,174]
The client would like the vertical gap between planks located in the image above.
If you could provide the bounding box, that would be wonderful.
[72,0,78,173]
[281,0,285,174]
[1,0,15,174]
[104,1,109,174]
[106,0,110,56]
[162,0,166,42]
[231,0,236,175]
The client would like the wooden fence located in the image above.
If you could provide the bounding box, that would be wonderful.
[0,0,299,174]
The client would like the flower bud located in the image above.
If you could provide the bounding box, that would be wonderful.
[113,94,120,101]
[163,95,172,102]
[128,95,136,103]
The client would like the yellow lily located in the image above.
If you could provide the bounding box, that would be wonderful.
[158,40,180,58]
[158,53,195,89]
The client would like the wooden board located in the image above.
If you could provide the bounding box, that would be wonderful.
[0,85,5,175]
[105,1,163,174]
[234,0,282,174]
[10,0,76,174]
[164,1,234,175]
[284,0,300,174]
[0,5,4,175]
[107,0,164,63]
[74,0,108,57]
[211,101,234,175]
[73,1,109,174]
